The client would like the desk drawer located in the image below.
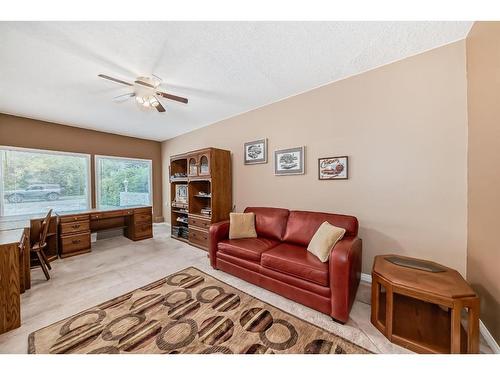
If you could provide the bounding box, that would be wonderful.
[60,232,91,255]
[60,214,89,223]
[60,220,90,235]
[133,223,152,238]
[134,212,152,224]
[134,207,152,215]
[90,210,127,220]
[188,227,208,249]
[188,216,211,230]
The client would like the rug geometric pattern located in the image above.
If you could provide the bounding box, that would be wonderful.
[28,267,370,354]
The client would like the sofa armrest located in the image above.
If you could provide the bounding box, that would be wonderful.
[329,236,362,323]
[209,220,230,268]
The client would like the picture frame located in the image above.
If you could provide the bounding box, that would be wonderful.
[244,138,268,165]
[175,184,188,203]
[318,156,348,180]
[274,146,305,176]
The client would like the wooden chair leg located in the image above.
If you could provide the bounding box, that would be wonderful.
[35,251,50,281]
[40,250,52,270]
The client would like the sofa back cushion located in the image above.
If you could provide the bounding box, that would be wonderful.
[244,207,290,241]
[283,210,358,246]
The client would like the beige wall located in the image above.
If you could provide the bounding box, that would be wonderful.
[162,41,468,275]
[466,22,500,345]
[0,114,163,221]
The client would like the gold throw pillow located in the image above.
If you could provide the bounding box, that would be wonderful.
[307,221,346,262]
[229,212,257,240]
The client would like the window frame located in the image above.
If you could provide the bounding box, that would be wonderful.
[94,154,153,210]
[0,145,92,218]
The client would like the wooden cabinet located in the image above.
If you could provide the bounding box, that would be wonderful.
[0,231,22,335]
[125,207,153,241]
[170,148,232,251]
[58,214,91,258]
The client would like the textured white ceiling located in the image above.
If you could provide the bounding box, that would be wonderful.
[0,21,472,141]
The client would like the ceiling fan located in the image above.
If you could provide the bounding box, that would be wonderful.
[98,73,188,113]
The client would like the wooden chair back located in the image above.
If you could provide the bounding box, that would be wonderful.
[18,230,27,255]
[39,209,53,247]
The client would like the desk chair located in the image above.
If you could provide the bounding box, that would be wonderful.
[31,209,53,280]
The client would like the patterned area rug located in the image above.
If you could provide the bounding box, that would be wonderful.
[28,267,370,354]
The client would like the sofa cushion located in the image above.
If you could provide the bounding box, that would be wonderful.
[218,237,280,262]
[244,207,290,241]
[307,221,346,262]
[260,243,329,286]
[283,210,358,246]
[229,212,257,239]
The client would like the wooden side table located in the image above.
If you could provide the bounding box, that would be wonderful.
[371,255,480,354]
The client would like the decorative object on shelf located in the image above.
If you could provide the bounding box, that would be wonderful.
[171,225,189,239]
[175,184,188,204]
[176,216,189,224]
[318,156,348,180]
[200,207,212,216]
[274,146,305,175]
[171,172,187,179]
[244,138,268,165]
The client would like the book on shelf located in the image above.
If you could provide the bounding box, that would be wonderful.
[200,207,212,216]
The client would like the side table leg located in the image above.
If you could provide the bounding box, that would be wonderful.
[467,298,480,354]
[385,285,393,339]
[451,302,462,354]
[371,275,380,325]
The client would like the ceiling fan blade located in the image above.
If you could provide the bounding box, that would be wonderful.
[98,74,133,86]
[112,92,135,103]
[152,74,163,82]
[153,96,166,112]
[156,91,189,104]
[134,80,156,89]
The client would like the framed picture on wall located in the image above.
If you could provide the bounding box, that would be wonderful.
[274,146,305,175]
[244,138,268,164]
[318,156,348,180]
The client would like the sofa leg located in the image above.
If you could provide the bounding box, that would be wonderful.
[331,317,345,325]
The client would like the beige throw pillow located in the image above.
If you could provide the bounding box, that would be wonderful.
[229,212,257,240]
[307,221,346,262]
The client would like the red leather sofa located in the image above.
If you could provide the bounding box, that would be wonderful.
[209,207,362,323]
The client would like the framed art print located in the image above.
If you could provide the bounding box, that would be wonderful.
[274,146,305,175]
[175,184,188,203]
[318,156,348,180]
[244,138,268,164]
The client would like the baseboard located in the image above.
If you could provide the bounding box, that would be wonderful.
[359,271,499,353]
[480,320,500,353]
[360,272,372,283]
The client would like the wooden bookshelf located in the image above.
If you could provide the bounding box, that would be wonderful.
[169,148,232,250]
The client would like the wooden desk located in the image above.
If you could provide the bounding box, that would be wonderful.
[0,227,31,335]
[371,254,479,354]
[57,206,153,258]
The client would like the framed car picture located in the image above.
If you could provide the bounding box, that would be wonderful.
[274,146,305,175]
[318,156,348,180]
[244,138,268,164]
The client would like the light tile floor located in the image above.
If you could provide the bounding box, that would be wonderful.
[0,224,493,354]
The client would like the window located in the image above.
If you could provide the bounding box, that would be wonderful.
[96,156,152,209]
[0,147,90,217]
